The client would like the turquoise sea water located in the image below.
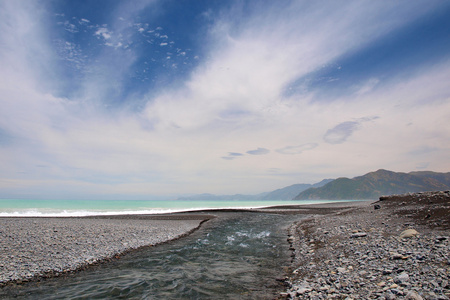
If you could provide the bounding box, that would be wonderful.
[0,199,349,217]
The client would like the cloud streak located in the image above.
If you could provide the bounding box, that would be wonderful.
[277,143,319,155]
[1,1,449,198]
[246,148,270,155]
[323,116,380,144]
[323,121,361,144]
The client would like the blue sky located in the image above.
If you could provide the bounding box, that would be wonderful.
[1,0,450,199]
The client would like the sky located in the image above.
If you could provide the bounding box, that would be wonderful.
[1,0,450,200]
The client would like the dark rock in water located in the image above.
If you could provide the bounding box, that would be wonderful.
[374,204,381,210]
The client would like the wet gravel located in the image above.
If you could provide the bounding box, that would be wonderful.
[0,217,205,286]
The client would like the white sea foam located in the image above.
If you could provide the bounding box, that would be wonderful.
[0,208,186,217]
[0,199,350,217]
[0,205,264,217]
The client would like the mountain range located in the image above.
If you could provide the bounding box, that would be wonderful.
[177,179,333,201]
[294,169,450,200]
[178,169,450,201]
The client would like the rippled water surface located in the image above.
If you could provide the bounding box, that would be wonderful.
[2,212,302,299]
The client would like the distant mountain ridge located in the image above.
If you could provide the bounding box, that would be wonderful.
[260,179,333,200]
[177,169,450,201]
[177,179,332,201]
[294,169,450,200]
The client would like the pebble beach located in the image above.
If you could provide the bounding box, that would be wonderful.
[0,215,211,286]
[282,191,450,299]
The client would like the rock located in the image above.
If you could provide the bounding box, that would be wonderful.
[389,283,398,289]
[415,254,426,260]
[391,288,403,296]
[386,292,397,300]
[400,229,419,238]
[405,291,424,300]
[391,253,403,260]
[374,204,381,210]
[296,287,311,295]
[394,272,409,284]
[351,232,367,238]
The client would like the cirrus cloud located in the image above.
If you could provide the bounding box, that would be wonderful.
[0,1,449,198]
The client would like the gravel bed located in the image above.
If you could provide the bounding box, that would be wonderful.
[0,217,205,286]
[281,191,450,299]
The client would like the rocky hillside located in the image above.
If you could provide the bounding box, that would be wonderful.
[294,169,450,200]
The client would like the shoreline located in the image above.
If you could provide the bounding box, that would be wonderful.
[2,194,448,299]
[0,201,365,288]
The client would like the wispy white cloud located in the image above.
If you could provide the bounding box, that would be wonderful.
[95,27,112,40]
[0,0,449,198]
[354,78,380,96]
[59,20,79,33]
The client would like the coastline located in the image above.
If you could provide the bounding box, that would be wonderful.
[0,201,365,288]
[1,193,448,299]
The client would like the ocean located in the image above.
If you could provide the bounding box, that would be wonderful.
[0,198,348,217]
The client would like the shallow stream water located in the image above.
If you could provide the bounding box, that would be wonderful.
[2,212,303,299]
